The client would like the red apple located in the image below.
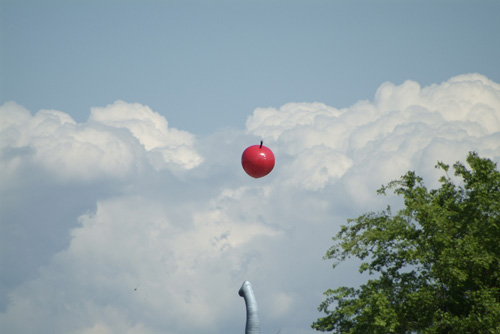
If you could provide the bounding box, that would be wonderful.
[241,141,275,178]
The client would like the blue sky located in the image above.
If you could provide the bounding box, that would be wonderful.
[2,0,499,134]
[1,1,500,334]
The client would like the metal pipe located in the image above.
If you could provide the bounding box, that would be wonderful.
[239,281,261,334]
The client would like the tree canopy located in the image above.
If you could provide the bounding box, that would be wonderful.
[312,152,500,333]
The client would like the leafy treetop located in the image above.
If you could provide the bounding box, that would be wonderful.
[312,152,500,334]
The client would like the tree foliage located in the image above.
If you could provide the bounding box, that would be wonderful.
[312,152,500,333]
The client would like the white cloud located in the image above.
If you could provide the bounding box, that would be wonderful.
[0,100,202,183]
[90,101,202,171]
[247,73,500,193]
[1,74,500,334]
[0,192,282,333]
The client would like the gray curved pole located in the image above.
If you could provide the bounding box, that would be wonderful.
[239,281,261,334]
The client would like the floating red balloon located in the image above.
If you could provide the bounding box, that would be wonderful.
[241,141,275,178]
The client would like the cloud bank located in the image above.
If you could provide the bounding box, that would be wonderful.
[0,100,202,184]
[1,74,499,334]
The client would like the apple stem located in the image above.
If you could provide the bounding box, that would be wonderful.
[260,140,263,148]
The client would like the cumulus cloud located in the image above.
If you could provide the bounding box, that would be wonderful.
[89,101,203,171]
[0,100,202,184]
[1,74,499,334]
[247,73,500,192]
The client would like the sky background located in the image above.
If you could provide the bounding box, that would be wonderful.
[1,1,500,334]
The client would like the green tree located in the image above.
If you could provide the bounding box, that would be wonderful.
[312,152,500,334]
